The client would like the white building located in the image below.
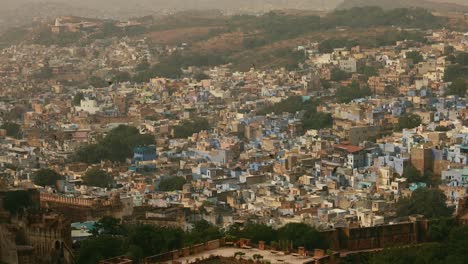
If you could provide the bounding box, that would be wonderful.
[75,99,101,114]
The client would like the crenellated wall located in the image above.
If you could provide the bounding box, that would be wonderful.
[40,192,117,207]
[39,192,131,222]
[144,238,225,264]
[323,218,429,251]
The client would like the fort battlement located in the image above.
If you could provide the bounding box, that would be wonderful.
[39,192,131,222]
[145,238,225,264]
[40,192,119,208]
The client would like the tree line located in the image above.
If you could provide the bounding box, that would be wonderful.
[77,218,327,263]
[258,96,333,130]
[75,125,154,164]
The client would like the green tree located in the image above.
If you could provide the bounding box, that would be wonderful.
[406,51,423,64]
[2,190,32,214]
[89,76,108,88]
[396,188,453,219]
[75,125,154,163]
[253,254,264,262]
[127,225,184,257]
[234,252,246,259]
[92,216,125,236]
[194,72,210,81]
[77,236,125,264]
[398,113,421,130]
[79,219,228,263]
[33,64,53,79]
[73,92,85,106]
[435,125,451,132]
[112,71,132,83]
[242,223,278,245]
[446,78,467,97]
[82,168,113,188]
[136,59,150,72]
[258,97,332,130]
[277,223,328,250]
[185,220,223,245]
[258,96,305,115]
[150,63,182,79]
[455,52,468,66]
[336,81,372,103]
[359,65,378,77]
[302,112,333,130]
[158,176,187,191]
[427,217,456,242]
[173,118,210,138]
[368,242,446,264]
[331,68,351,82]
[384,85,399,96]
[33,168,62,187]
[444,225,468,263]
[368,226,468,264]
[402,164,424,183]
[0,122,21,139]
[319,38,358,53]
[444,45,455,56]
[444,64,466,82]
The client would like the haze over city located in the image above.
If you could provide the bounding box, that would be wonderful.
[0,0,467,264]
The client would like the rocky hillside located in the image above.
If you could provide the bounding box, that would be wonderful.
[337,0,468,12]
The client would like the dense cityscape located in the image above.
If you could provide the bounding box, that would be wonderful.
[0,1,467,264]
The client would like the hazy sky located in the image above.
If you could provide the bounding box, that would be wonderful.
[2,0,467,12]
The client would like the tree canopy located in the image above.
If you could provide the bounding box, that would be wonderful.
[75,125,154,163]
[194,72,210,81]
[331,68,351,82]
[455,52,468,66]
[367,225,468,264]
[2,190,32,214]
[226,222,328,251]
[33,168,63,187]
[185,220,223,246]
[336,81,372,103]
[444,64,467,82]
[396,188,453,219]
[398,113,422,130]
[89,76,108,88]
[406,51,424,64]
[158,176,187,191]
[258,96,332,130]
[82,168,113,188]
[402,164,433,184]
[78,236,126,264]
[446,78,467,97]
[77,217,222,263]
[73,92,85,106]
[0,122,21,139]
[238,223,278,245]
[91,216,125,236]
[173,118,210,138]
[277,223,328,251]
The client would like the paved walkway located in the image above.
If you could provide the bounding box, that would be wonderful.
[165,247,314,264]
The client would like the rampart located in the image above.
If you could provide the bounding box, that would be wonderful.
[40,192,127,222]
[322,218,428,251]
[144,238,225,264]
[141,218,429,264]
[40,192,117,207]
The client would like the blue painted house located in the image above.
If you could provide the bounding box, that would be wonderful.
[129,145,157,172]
